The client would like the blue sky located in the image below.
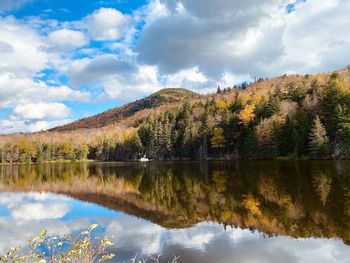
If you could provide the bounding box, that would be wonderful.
[0,0,349,133]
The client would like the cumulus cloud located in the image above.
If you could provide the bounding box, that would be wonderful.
[136,0,287,78]
[48,29,88,52]
[0,192,71,220]
[85,8,131,41]
[280,0,350,74]
[136,0,350,79]
[13,102,71,120]
[68,54,136,85]
[0,16,48,76]
[0,73,90,108]
[162,67,208,86]
[100,65,160,102]
[0,16,94,133]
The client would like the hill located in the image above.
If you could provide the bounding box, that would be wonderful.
[51,88,199,131]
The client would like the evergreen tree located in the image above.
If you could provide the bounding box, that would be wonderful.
[293,109,311,156]
[277,115,295,156]
[340,123,350,158]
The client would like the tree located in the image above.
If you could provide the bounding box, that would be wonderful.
[238,104,255,125]
[18,141,36,163]
[340,123,350,157]
[277,115,295,156]
[74,144,89,160]
[211,128,226,149]
[239,128,257,160]
[96,137,114,161]
[322,76,350,138]
[309,116,329,158]
[293,109,311,156]
[255,117,279,159]
[61,142,75,160]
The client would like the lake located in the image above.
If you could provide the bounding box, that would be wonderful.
[1,161,350,262]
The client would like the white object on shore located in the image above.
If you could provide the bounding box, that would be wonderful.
[139,155,149,162]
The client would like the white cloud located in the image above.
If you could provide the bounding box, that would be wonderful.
[136,0,350,79]
[11,202,69,220]
[162,67,208,86]
[136,0,287,78]
[85,8,131,41]
[0,73,90,108]
[0,16,92,133]
[0,16,48,76]
[68,54,135,85]
[48,29,88,52]
[101,65,160,102]
[280,0,350,74]
[0,118,72,133]
[0,192,71,220]
[13,102,71,120]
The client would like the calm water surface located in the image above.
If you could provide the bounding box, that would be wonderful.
[1,161,350,262]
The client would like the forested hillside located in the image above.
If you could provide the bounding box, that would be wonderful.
[1,67,350,163]
[51,88,199,131]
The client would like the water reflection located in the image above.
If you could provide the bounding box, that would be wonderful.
[1,161,350,262]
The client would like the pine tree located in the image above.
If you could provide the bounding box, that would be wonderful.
[293,109,311,156]
[309,116,329,158]
[340,123,350,157]
[277,115,295,156]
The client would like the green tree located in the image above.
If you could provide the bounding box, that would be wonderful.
[340,123,350,157]
[211,128,227,149]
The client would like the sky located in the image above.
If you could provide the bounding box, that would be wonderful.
[0,0,349,133]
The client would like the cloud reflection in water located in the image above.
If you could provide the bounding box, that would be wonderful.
[0,192,350,262]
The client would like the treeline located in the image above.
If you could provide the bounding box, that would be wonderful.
[0,141,89,163]
[133,71,350,160]
[97,70,350,160]
[2,69,350,162]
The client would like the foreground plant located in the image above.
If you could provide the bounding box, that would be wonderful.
[0,225,180,263]
[0,224,115,263]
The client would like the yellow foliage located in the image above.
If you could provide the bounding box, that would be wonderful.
[238,104,256,124]
[216,100,230,110]
[212,170,228,192]
[243,194,262,216]
[122,127,139,142]
[18,141,36,156]
[314,74,326,86]
[251,94,263,103]
[211,128,226,148]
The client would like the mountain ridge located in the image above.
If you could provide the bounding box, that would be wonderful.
[51,88,199,131]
